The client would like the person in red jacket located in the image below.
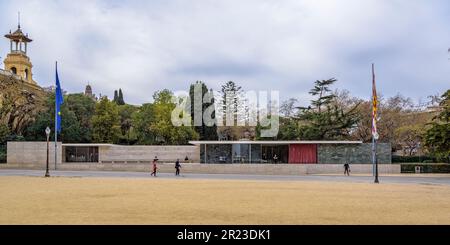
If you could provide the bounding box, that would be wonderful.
[151,157,158,177]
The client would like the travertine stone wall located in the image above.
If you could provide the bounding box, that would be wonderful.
[7,141,62,169]
[99,145,200,163]
[318,143,391,164]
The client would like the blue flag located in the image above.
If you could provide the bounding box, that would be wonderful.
[55,63,64,133]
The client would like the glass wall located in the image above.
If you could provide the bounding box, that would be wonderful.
[201,144,288,164]
[200,144,206,164]
[204,144,232,164]
[232,144,250,163]
[250,144,262,163]
[65,146,99,163]
[261,145,289,163]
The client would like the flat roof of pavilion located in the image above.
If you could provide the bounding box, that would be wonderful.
[62,143,114,147]
[189,140,363,145]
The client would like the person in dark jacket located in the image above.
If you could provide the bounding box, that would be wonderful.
[175,159,181,176]
[273,154,279,163]
[344,162,351,176]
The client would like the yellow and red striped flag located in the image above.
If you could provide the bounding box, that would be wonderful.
[371,64,379,140]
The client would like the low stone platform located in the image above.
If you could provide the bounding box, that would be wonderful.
[0,163,400,175]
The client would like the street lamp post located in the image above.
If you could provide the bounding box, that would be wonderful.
[373,136,379,184]
[45,127,51,177]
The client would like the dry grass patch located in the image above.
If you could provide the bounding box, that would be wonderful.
[0,176,449,224]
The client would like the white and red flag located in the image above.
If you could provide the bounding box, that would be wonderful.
[371,64,379,140]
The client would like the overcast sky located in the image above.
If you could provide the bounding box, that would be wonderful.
[0,0,449,106]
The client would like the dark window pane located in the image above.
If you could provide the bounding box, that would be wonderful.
[64,146,99,163]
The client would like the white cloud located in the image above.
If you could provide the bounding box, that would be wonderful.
[1,0,449,106]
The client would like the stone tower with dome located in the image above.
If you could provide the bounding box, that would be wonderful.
[0,17,46,134]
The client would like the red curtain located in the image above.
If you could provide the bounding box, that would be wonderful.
[289,144,318,164]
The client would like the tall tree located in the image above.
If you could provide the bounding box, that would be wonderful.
[425,89,450,162]
[309,79,337,113]
[395,125,425,156]
[0,75,46,135]
[132,103,156,145]
[64,93,96,142]
[24,94,85,143]
[296,79,360,140]
[280,98,298,118]
[350,93,433,155]
[117,89,125,105]
[118,104,138,144]
[220,81,243,124]
[189,81,218,140]
[219,81,249,140]
[274,117,299,140]
[91,96,121,143]
[133,90,198,145]
[151,89,198,145]
[113,90,119,104]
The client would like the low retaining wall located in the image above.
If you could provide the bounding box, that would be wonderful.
[0,163,400,175]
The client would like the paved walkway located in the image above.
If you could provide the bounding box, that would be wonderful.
[1,169,449,186]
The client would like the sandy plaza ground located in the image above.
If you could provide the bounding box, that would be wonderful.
[0,170,449,225]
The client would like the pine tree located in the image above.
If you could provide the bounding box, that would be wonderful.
[220,81,243,126]
[296,78,360,140]
[309,79,337,113]
[219,81,249,140]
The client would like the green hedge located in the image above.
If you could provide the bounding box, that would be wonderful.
[401,163,450,173]
[0,145,6,163]
[392,155,437,163]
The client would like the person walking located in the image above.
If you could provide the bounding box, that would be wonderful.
[151,156,158,177]
[175,159,181,176]
[344,162,351,176]
[273,154,279,164]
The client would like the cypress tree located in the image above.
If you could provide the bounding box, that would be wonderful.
[118,89,125,105]
[113,90,119,104]
[189,81,218,140]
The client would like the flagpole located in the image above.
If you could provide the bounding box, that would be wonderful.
[372,63,379,184]
[372,137,375,176]
[372,134,379,183]
[375,138,379,183]
[55,61,58,171]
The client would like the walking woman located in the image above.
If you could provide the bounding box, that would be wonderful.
[151,156,158,177]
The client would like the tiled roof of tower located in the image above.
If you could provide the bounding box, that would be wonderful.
[5,27,32,42]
